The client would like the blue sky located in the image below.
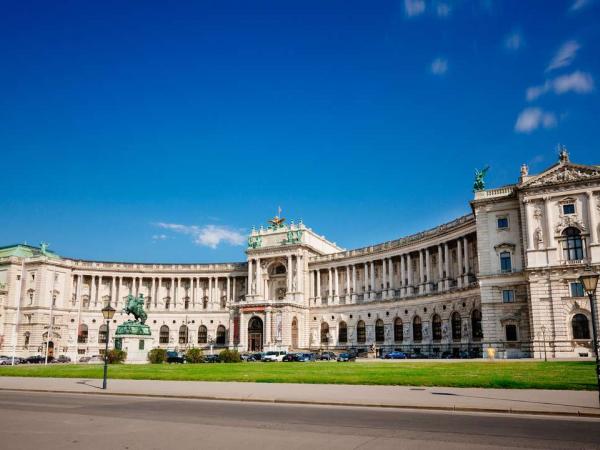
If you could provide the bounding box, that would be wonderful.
[1,0,599,263]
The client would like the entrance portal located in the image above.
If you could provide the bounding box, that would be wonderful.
[248,316,263,352]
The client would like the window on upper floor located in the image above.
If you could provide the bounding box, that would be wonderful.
[562,204,576,215]
[570,282,585,298]
[502,290,515,303]
[562,227,584,261]
[500,251,512,273]
[497,217,509,230]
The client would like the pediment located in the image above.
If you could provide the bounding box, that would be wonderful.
[522,163,600,188]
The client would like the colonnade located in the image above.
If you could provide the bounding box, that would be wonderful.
[246,254,305,298]
[309,235,475,306]
[71,274,244,311]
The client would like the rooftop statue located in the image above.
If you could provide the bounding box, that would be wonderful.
[473,166,490,192]
[268,206,286,229]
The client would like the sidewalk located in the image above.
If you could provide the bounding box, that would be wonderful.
[1,376,599,417]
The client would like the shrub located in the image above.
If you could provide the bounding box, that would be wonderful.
[147,348,167,364]
[185,347,204,363]
[218,349,241,363]
[106,349,127,364]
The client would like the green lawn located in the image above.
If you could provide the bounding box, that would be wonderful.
[0,361,595,390]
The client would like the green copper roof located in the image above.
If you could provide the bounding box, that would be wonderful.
[0,244,61,260]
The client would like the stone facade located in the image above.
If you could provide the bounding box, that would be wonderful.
[1,150,599,360]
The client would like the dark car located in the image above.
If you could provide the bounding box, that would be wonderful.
[384,351,407,360]
[282,353,297,362]
[53,355,71,363]
[204,354,220,363]
[166,351,185,364]
[26,355,50,364]
[336,353,356,362]
[319,351,336,361]
[297,353,316,362]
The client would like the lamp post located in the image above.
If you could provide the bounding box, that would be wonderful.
[579,266,600,404]
[101,305,116,390]
[540,325,547,362]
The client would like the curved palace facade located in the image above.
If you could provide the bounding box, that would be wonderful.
[1,150,599,360]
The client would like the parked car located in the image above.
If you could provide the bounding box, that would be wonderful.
[78,356,91,363]
[297,353,316,362]
[87,355,104,364]
[262,351,287,362]
[166,351,185,364]
[251,352,265,361]
[336,353,356,362]
[0,356,11,365]
[319,351,336,361]
[53,355,72,364]
[240,353,256,361]
[384,351,407,360]
[204,354,220,363]
[282,353,297,362]
[25,355,49,364]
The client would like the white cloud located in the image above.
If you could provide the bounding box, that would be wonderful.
[504,31,523,51]
[430,58,448,75]
[514,107,557,133]
[570,0,591,11]
[436,2,451,17]
[152,234,168,241]
[546,40,580,72]
[405,0,426,17]
[155,222,245,249]
[526,71,594,101]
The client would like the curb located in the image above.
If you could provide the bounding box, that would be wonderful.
[2,387,599,419]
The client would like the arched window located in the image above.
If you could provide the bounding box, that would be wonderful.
[98,324,108,344]
[357,320,366,343]
[375,319,385,342]
[78,324,88,344]
[321,322,329,344]
[197,325,208,344]
[413,316,422,342]
[432,315,442,342]
[472,309,483,341]
[451,312,462,340]
[572,314,590,340]
[24,332,30,348]
[159,325,170,344]
[216,325,226,345]
[394,318,403,342]
[338,321,347,343]
[563,227,584,261]
[179,325,189,344]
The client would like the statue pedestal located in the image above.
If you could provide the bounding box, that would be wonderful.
[115,320,152,364]
[115,334,153,363]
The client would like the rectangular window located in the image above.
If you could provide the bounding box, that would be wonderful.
[570,282,585,298]
[505,324,518,341]
[139,339,145,350]
[502,290,515,303]
[563,204,575,215]
[497,217,509,229]
[500,252,512,273]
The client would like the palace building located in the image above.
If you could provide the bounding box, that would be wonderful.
[1,150,599,360]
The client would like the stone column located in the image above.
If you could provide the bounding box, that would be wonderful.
[463,237,470,285]
[111,277,116,306]
[239,313,247,352]
[334,267,339,302]
[150,277,155,308]
[232,277,237,303]
[256,259,262,298]
[247,259,253,295]
[226,276,231,306]
[444,243,450,290]
[457,239,463,288]
[309,270,315,299]
[437,244,444,291]
[588,192,598,244]
[382,259,388,299]
[328,268,333,303]
[75,274,82,306]
[388,258,394,293]
[370,261,375,299]
[90,275,96,307]
[425,247,432,292]
[407,254,413,296]
[399,255,405,296]
[345,265,351,302]
[352,265,357,301]
[363,262,368,294]
[287,255,293,294]
[418,250,425,294]
[316,270,321,304]
[265,309,272,349]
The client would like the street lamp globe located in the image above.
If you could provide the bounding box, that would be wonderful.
[102,305,116,321]
[579,267,599,296]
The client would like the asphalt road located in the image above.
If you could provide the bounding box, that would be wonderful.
[1,391,600,450]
